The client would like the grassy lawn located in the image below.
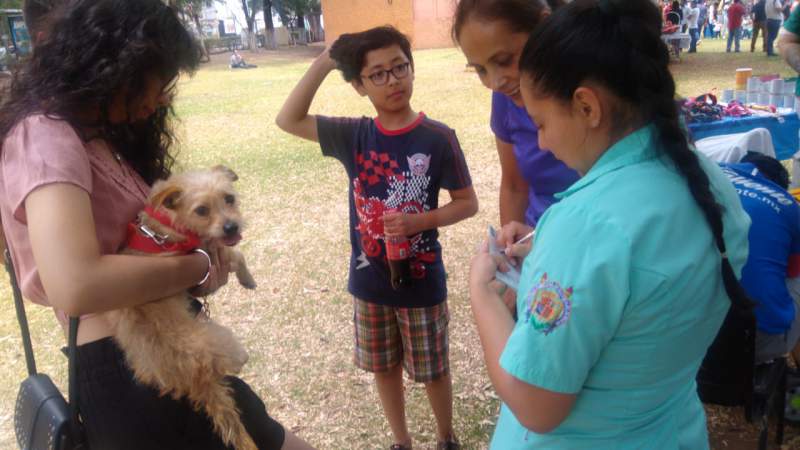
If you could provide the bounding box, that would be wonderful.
[0,37,799,449]
[671,36,798,96]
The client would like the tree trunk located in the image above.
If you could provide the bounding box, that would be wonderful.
[192,12,211,62]
[308,13,322,42]
[240,0,259,51]
[262,0,277,50]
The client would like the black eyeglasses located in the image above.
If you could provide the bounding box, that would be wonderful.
[361,62,411,86]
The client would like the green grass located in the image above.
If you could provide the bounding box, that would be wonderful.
[671,37,797,97]
[1,40,798,449]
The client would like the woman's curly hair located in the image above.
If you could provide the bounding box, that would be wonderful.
[0,0,202,184]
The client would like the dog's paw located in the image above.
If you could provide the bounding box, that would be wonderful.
[229,344,249,373]
[236,271,257,290]
[240,279,257,290]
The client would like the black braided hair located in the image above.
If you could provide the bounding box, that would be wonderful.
[518,0,752,312]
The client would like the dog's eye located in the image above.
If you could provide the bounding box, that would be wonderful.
[194,206,209,217]
[224,194,235,205]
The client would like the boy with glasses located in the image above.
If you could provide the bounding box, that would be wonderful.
[276,26,477,450]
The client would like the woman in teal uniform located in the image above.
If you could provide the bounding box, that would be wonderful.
[469,0,752,448]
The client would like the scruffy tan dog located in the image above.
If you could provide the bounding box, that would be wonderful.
[108,165,257,450]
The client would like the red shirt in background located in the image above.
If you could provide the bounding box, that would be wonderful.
[728,2,747,30]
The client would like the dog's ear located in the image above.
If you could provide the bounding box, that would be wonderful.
[212,165,238,182]
[150,181,183,210]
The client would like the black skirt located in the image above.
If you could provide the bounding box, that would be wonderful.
[75,337,286,450]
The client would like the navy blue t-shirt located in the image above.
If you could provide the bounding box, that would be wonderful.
[317,113,472,307]
[722,163,800,334]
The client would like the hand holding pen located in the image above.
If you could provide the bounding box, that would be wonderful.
[497,221,535,265]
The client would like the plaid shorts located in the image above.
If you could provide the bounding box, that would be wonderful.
[353,298,450,383]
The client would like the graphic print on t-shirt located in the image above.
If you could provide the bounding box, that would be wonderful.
[353,150,436,279]
[407,153,431,177]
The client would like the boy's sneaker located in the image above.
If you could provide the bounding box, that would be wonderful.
[436,439,460,450]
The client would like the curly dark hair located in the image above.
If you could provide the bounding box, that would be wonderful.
[329,26,413,84]
[0,0,202,185]
[23,0,67,43]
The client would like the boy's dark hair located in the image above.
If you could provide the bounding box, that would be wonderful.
[452,0,558,44]
[0,0,202,185]
[329,26,413,84]
[518,0,752,313]
[741,152,790,190]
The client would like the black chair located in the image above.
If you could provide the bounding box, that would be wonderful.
[697,307,787,449]
[750,358,787,449]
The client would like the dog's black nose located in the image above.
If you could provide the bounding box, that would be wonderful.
[223,221,239,236]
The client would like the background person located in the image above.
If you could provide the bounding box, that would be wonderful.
[767,0,785,55]
[778,2,800,96]
[688,1,701,52]
[699,0,709,38]
[230,48,257,69]
[752,0,768,52]
[720,154,800,364]
[728,0,747,52]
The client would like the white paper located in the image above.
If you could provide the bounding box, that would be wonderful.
[488,225,521,291]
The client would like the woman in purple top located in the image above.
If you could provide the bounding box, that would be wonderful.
[453,0,580,228]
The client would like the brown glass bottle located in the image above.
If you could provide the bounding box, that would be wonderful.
[386,234,412,290]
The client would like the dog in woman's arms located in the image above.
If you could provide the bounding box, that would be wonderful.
[107,165,258,450]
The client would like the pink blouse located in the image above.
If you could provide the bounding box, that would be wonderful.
[0,115,150,319]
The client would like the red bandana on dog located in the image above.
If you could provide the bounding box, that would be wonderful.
[126,206,201,254]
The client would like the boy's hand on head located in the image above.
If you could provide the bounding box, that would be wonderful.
[382,211,424,237]
[315,48,338,72]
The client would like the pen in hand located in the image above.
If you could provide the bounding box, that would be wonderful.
[513,229,535,246]
[504,229,535,262]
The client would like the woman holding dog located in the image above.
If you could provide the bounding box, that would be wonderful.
[0,1,312,449]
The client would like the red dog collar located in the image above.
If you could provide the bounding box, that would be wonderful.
[126,206,201,254]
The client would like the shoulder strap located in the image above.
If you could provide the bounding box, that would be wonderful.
[68,315,81,442]
[5,248,36,376]
[4,245,83,442]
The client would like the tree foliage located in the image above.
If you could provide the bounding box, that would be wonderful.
[240,0,262,32]
[273,0,319,29]
[166,0,215,61]
[0,0,23,10]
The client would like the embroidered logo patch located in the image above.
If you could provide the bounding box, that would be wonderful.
[524,273,573,335]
